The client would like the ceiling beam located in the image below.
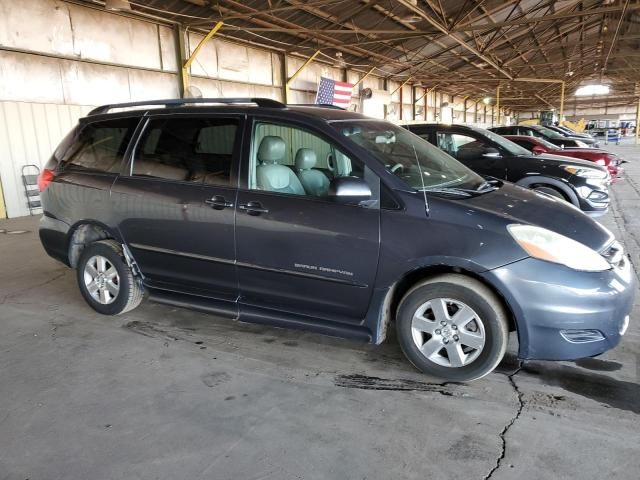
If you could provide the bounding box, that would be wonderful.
[394,0,514,79]
[452,3,640,32]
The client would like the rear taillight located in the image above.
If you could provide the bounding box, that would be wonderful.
[38,168,55,192]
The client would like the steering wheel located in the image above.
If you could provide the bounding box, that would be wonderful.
[390,163,404,174]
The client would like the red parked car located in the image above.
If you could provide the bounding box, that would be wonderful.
[505,135,625,179]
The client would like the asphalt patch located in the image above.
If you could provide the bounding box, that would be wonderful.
[334,373,463,396]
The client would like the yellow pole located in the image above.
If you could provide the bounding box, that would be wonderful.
[636,97,640,145]
[285,49,321,104]
[391,77,412,96]
[559,81,565,125]
[496,85,501,125]
[414,85,438,104]
[182,21,224,93]
[352,66,375,89]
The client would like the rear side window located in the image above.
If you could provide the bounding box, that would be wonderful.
[64,118,138,173]
[133,117,239,186]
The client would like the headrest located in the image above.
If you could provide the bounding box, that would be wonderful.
[295,148,317,170]
[257,136,285,164]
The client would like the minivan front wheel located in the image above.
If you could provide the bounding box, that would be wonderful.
[77,240,144,315]
[396,274,508,382]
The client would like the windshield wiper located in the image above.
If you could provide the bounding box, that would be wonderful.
[475,181,498,193]
[420,187,472,197]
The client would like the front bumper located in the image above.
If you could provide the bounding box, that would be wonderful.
[482,255,636,360]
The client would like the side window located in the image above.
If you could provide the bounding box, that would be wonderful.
[133,117,238,186]
[63,118,138,173]
[436,132,491,161]
[250,121,379,206]
[518,140,534,150]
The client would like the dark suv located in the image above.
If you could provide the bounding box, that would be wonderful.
[39,98,635,381]
[405,123,610,216]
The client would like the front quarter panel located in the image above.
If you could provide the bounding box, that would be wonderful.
[375,191,528,289]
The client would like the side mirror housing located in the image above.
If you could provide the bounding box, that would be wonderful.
[482,147,501,158]
[532,145,545,155]
[329,177,372,204]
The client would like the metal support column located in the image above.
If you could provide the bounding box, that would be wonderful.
[559,81,565,125]
[636,97,640,145]
[174,24,187,98]
[496,86,500,125]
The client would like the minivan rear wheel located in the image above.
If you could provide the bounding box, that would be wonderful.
[77,240,144,315]
[396,274,508,382]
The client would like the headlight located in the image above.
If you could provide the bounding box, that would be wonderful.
[507,224,611,272]
[575,140,589,148]
[563,165,607,179]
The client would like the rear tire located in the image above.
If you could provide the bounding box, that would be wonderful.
[396,274,509,382]
[76,240,144,315]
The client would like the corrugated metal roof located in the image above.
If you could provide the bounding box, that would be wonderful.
[77,1,640,111]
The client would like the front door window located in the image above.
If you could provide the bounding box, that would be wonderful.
[248,122,379,207]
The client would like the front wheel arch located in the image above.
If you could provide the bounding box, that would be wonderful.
[377,265,519,342]
[515,176,580,207]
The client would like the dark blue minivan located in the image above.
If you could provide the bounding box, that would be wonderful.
[38,98,635,381]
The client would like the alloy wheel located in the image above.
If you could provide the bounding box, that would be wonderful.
[83,255,120,305]
[411,298,486,368]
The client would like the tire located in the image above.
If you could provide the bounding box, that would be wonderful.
[396,274,509,382]
[76,239,144,315]
[532,185,567,201]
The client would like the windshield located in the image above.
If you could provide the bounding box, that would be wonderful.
[469,126,532,156]
[535,126,565,139]
[332,120,485,190]
[529,136,558,150]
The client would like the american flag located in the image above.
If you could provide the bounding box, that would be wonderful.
[315,77,353,108]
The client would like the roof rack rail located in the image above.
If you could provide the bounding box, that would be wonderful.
[288,103,345,110]
[88,97,286,116]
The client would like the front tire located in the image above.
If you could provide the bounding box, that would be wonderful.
[396,274,508,382]
[76,240,144,315]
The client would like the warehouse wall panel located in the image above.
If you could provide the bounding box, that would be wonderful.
[0,101,93,218]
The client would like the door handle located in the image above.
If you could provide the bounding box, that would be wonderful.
[205,195,234,210]
[239,201,269,215]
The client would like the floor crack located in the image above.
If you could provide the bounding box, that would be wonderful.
[484,364,525,480]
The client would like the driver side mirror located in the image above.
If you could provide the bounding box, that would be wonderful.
[329,177,372,205]
[531,145,545,155]
[482,147,502,158]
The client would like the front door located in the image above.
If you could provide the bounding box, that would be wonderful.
[235,118,381,324]
[111,114,243,303]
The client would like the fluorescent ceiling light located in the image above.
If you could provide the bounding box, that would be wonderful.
[575,84,610,96]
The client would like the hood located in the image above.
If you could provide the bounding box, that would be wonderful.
[448,182,613,251]
[570,136,596,144]
[519,152,607,170]
[557,147,605,156]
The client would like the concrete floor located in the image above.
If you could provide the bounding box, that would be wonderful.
[1,141,639,480]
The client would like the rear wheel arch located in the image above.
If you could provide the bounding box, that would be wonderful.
[67,221,121,268]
